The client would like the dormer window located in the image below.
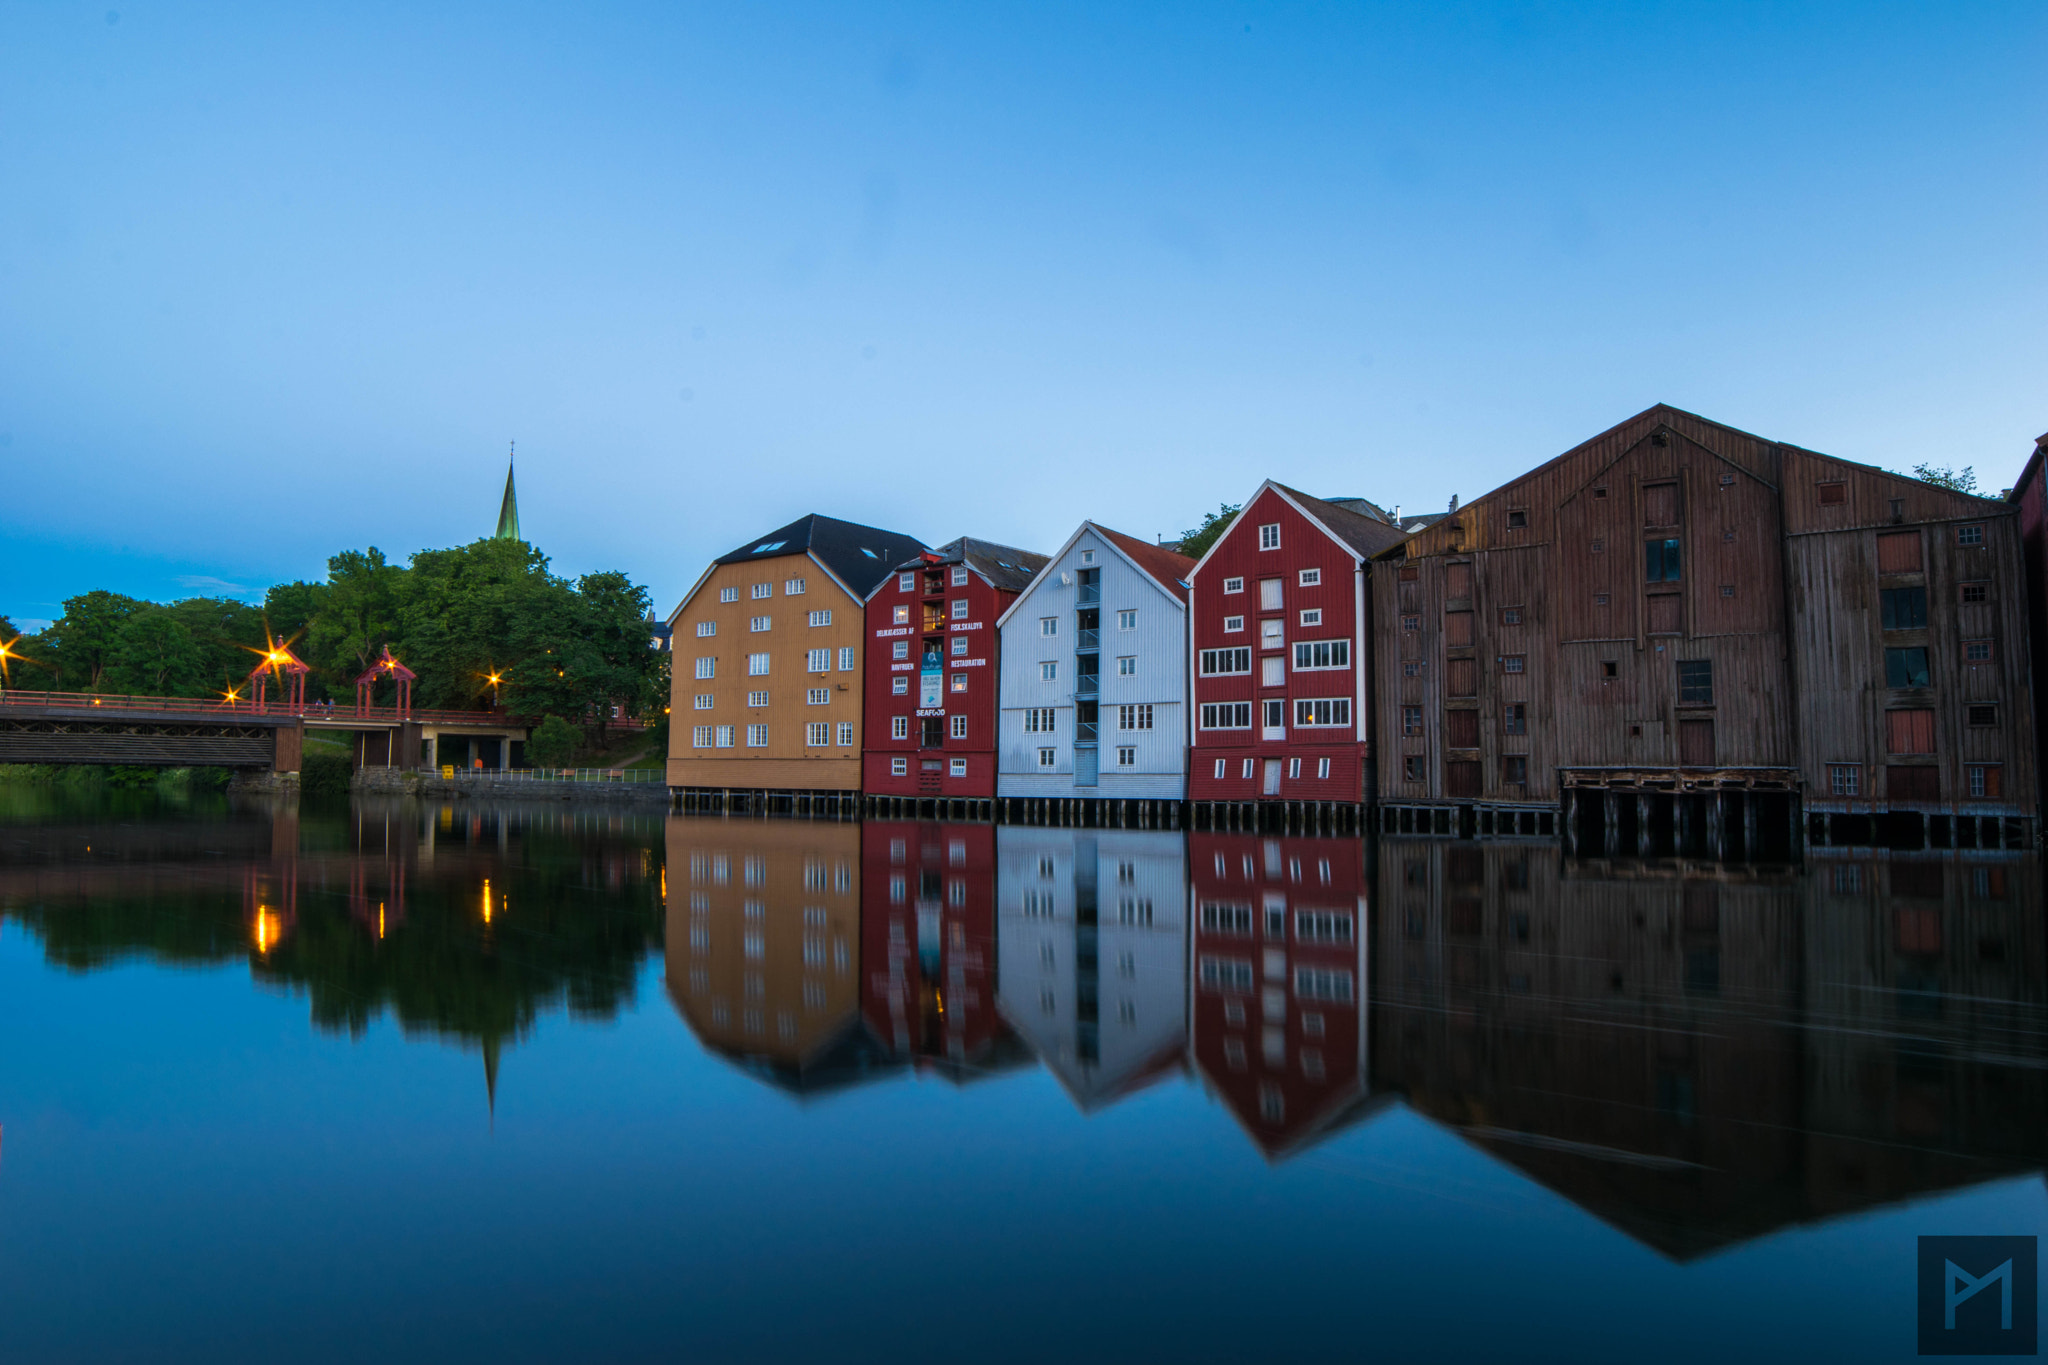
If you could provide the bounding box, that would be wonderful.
[1258,523,1281,550]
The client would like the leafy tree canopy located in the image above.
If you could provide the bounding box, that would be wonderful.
[1912,463,1979,495]
[1176,502,1242,560]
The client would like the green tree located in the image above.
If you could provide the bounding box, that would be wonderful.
[1912,463,1979,495]
[37,590,149,690]
[107,608,207,695]
[527,714,581,767]
[165,597,270,697]
[303,548,404,689]
[1177,502,1241,560]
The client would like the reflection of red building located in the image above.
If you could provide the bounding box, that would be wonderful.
[862,539,1048,803]
[1187,833,1383,1158]
[860,821,1016,1077]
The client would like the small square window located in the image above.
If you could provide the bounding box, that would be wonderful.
[1118,609,1137,630]
[1502,755,1528,785]
[892,604,910,624]
[1817,482,1847,506]
[1403,754,1426,782]
[1038,747,1056,768]
[785,578,806,596]
[1222,576,1244,594]
[1403,661,1422,677]
[1828,763,1860,796]
[719,586,739,603]
[951,673,969,692]
[899,572,915,592]
[1040,661,1057,681]
[1224,615,1245,632]
[1601,660,1618,678]
[1080,550,1095,564]
[1958,524,1985,546]
[1504,703,1526,735]
[1968,703,1998,727]
[1962,581,1989,604]
[891,756,907,776]
[1968,764,2002,798]
[1964,639,1993,663]
[891,715,909,739]
[1259,523,1281,550]
[752,583,772,600]
[951,713,968,739]
[1117,747,1136,766]
[1040,617,1058,636]
[1500,606,1521,625]
[1298,568,1321,586]
[1591,540,1605,554]
[951,566,969,586]
[1299,609,1322,627]
[1593,487,1608,499]
[950,757,968,777]
[950,598,970,619]
[1501,656,1525,674]
[892,676,908,695]
[1401,614,1420,631]
[892,640,909,660]
[1117,656,1136,675]
[1506,509,1527,529]
[1720,584,1735,598]
[1594,593,1610,606]
[947,636,966,656]
[1401,705,1422,736]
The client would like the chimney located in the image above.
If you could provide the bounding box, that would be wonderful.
[1448,494,1459,513]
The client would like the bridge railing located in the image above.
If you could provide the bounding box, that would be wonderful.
[0,688,650,730]
[421,766,666,783]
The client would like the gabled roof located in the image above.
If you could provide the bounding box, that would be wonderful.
[872,536,1050,599]
[1098,527,1196,601]
[714,514,927,601]
[1185,480,1408,583]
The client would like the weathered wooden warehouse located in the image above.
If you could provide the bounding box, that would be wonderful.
[1372,405,2036,853]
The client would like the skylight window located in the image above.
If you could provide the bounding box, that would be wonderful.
[752,541,785,553]
[861,548,878,558]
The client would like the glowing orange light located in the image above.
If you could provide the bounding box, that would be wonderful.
[253,906,281,954]
[481,879,493,925]
[378,902,386,939]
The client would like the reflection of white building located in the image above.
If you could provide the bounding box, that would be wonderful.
[995,827,1188,1111]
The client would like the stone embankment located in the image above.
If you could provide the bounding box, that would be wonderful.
[350,767,670,806]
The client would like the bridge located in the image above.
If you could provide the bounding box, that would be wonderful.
[0,689,567,771]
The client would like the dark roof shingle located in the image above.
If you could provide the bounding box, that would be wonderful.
[715,514,928,600]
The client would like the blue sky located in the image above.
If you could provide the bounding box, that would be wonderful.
[2,1,2042,628]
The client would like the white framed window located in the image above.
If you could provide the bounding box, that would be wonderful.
[1025,708,1056,733]
[1287,757,1301,779]
[695,657,716,679]
[1224,615,1244,633]
[807,609,831,627]
[806,688,828,705]
[1241,758,1254,779]
[1293,639,1350,670]
[747,690,769,707]
[1294,697,1352,727]
[696,620,716,637]
[1117,609,1137,630]
[1117,656,1136,675]
[805,721,829,746]
[950,673,968,693]
[892,604,910,625]
[1037,747,1057,767]
[1213,759,1225,778]
[892,716,909,739]
[887,640,906,661]
[692,725,713,748]
[892,676,908,695]
[1502,655,1526,674]
[838,647,856,670]
[1040,617,1058,636]
[1295,967,1354,1003]
[714,725,735,748]
[798,648,824,672]
[950,599,969,619]
[1199,647,1252,675]
[1263,699,1286,732]
[1201,702,1253,729]
[1040,661,1057,681]
[785,578,805,595]
[1829,764,1860,795]
[1261,656,1285,686]
[1119,704,1153,730]
[745,724,769,747]
[749,615,770,632]
[950,757,967,777]
[1117,746,1136,766]
[951,713,968,739]
[747,653,770,676]
[1080,550,1096,564]
[1259,578,1283,611]
[1261,620,1285,651]
[693,693,714,710]
[751,583,771,600]
[837,722,854,746]
[719,586,739,604]
[1298,568,1320,586]
[891,756,908,776]
[1317,757,1330,779]
[1223,576,1244,594]
[1259,523,1281,550]
[1299,609,1322,627]
[950,566,969,586]
[899,572,916,592]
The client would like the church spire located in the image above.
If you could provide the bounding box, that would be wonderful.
[493,442,522,542]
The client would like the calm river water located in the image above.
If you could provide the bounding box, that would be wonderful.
[0,788,2041,1363]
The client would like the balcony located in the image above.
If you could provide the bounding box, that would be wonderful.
[1077,582,1100,606]
[1075,720,1099,745]
[1077,627,1100,650]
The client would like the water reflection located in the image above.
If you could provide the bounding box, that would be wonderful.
[2,794,2041,1268]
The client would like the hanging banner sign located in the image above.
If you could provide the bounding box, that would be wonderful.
[920,651,944,708]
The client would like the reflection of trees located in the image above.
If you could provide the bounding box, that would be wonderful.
[0,802,666,1060]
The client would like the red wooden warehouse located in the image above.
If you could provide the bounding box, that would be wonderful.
[1186,483,1406,822]
[862,537,1048,810]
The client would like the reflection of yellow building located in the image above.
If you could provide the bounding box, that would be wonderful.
[664,817,873,1092]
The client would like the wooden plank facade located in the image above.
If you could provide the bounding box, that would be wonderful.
[1372,405,2037,848]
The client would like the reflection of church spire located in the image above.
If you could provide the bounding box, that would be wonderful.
[484,1033,501,1127]
[492,444,522,542]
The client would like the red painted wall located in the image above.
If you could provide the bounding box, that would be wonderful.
[1189,487,1369,803]
[861,558,1017,798]
[860,821,999,1070]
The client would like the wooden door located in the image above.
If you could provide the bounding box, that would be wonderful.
[1679,719,1714,766]
[1262,759,1283,795]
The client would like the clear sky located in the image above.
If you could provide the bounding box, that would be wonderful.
[2,2,2042,628]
